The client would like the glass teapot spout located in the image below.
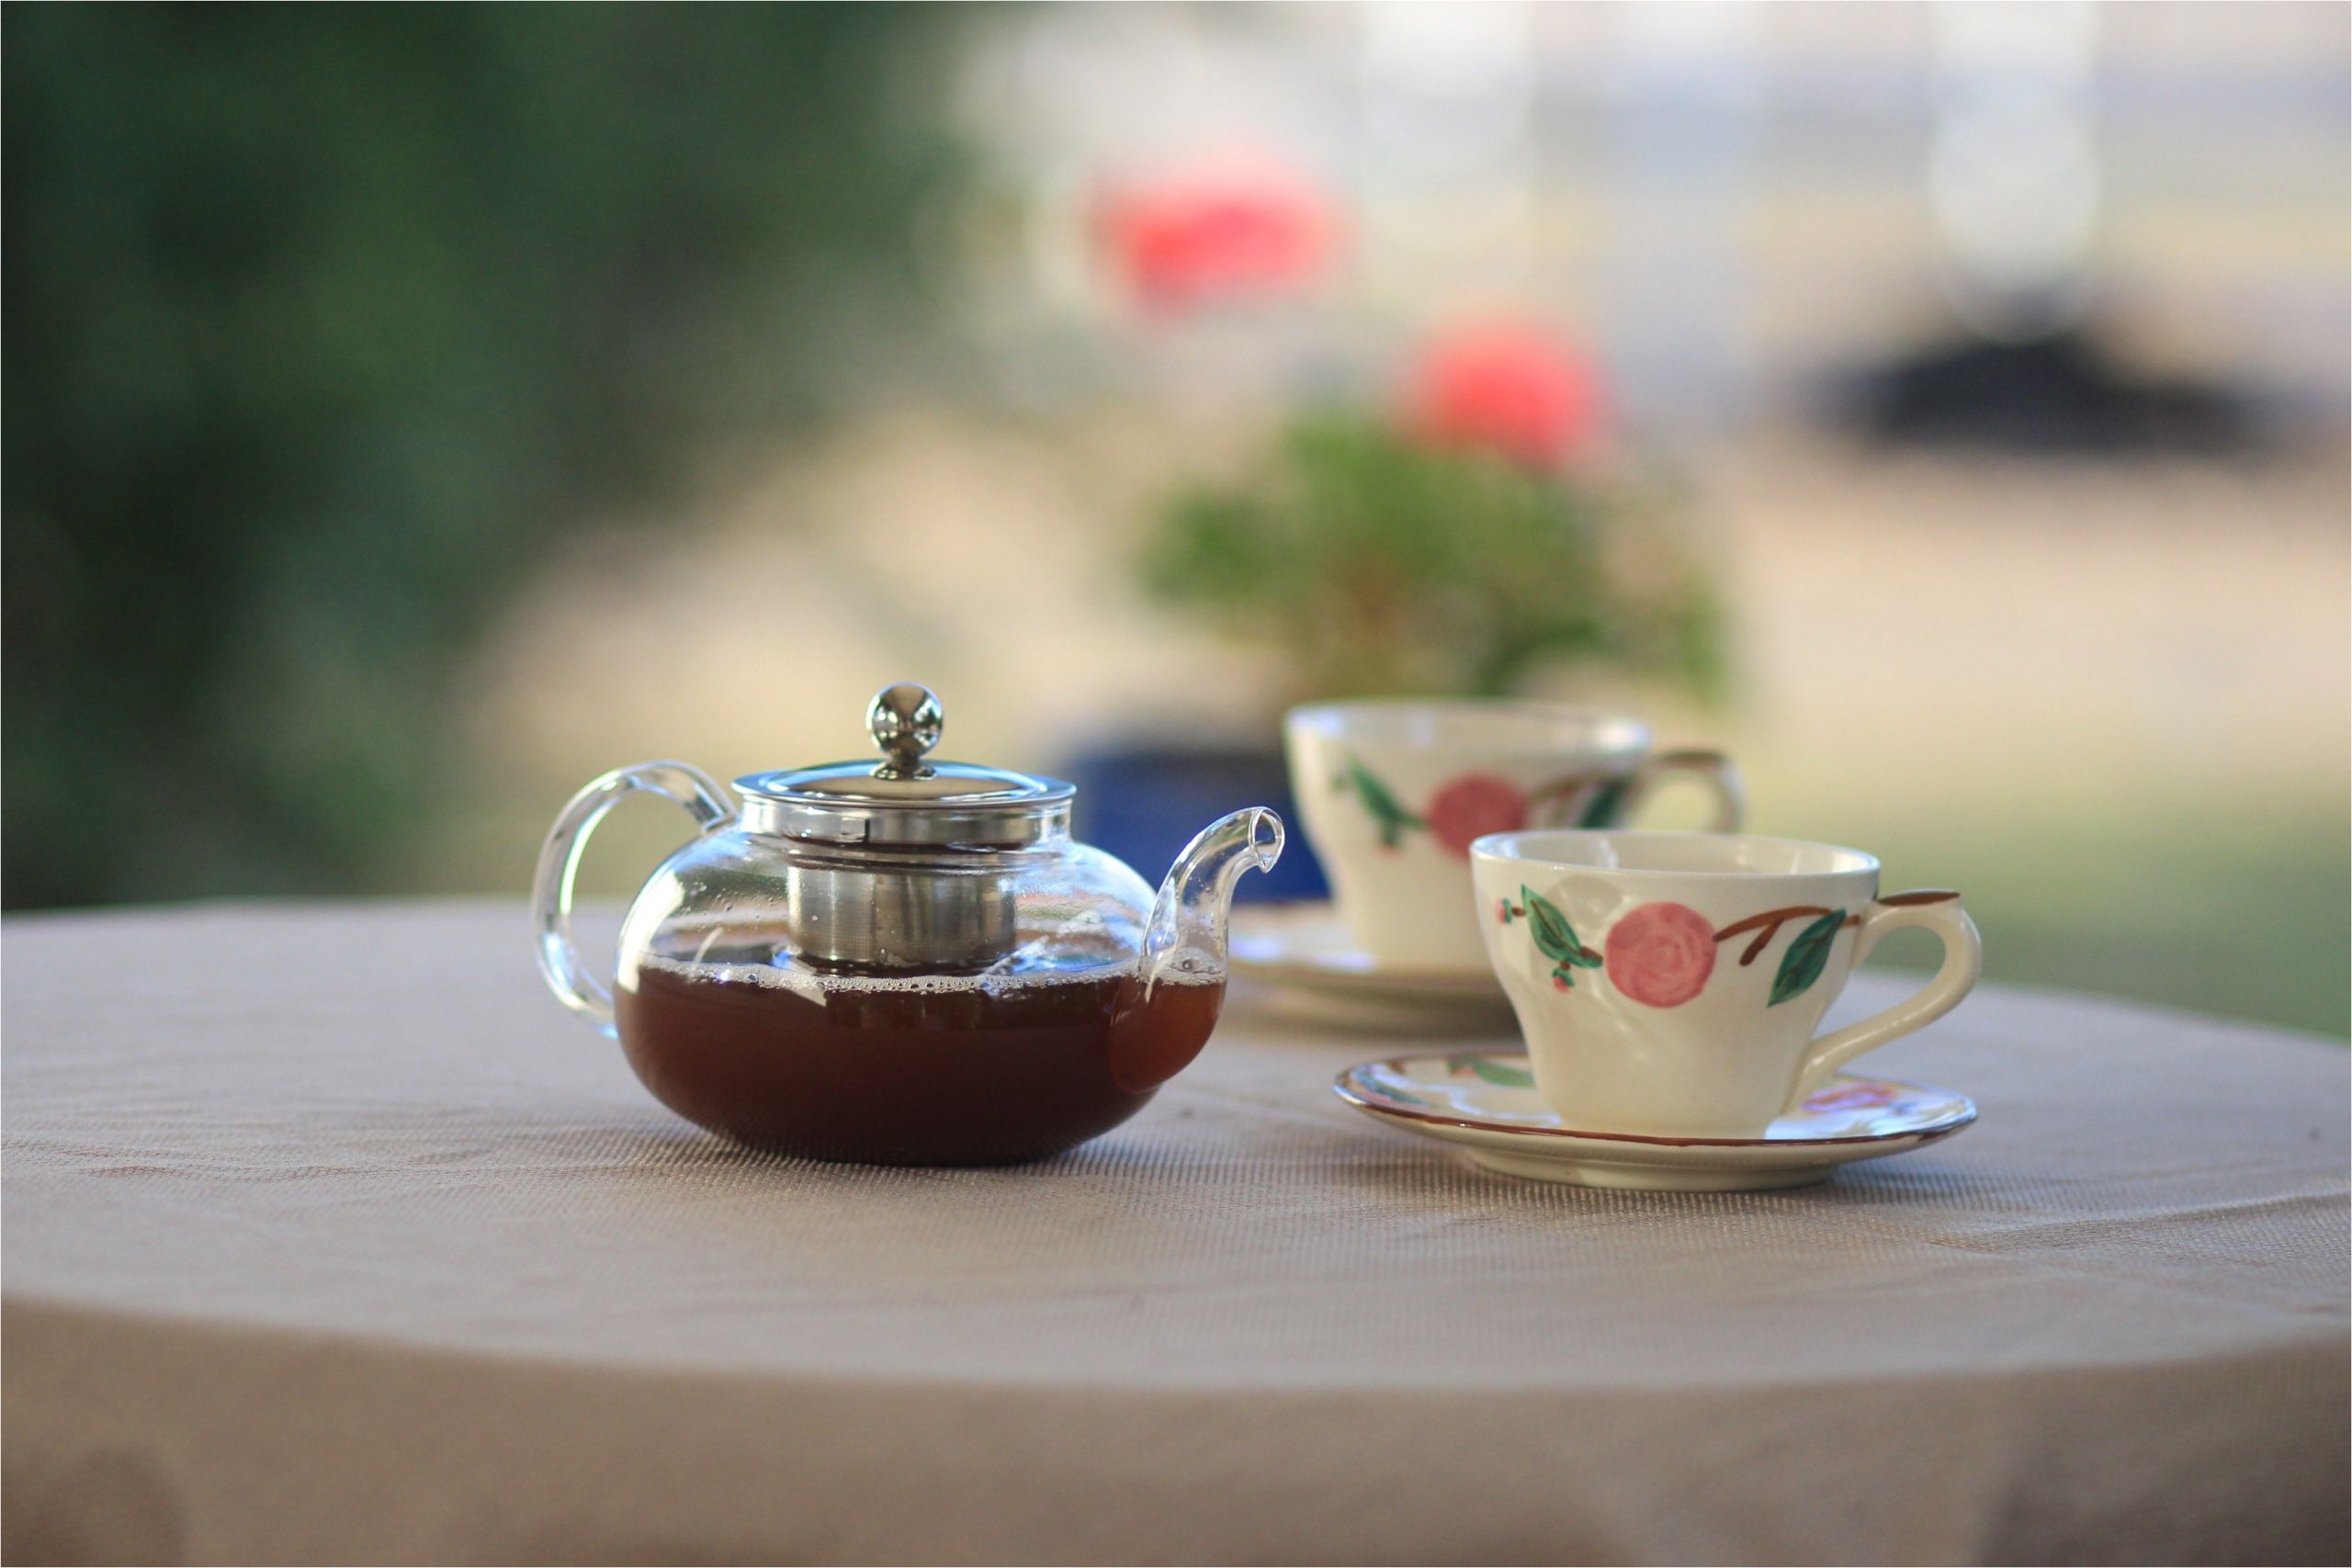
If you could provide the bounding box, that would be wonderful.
[1137,807,1284,995]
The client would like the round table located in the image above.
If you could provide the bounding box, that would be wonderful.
[5,902,2346,1565]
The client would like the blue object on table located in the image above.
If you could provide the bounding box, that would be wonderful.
[1061,745,1328,903]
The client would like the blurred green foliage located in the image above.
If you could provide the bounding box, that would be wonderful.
[4,5,964,907]
[1140,414,1725,703]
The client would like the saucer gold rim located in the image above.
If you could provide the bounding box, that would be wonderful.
[1334,1054,1977,1152]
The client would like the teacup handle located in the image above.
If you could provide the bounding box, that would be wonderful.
[1622,749,1746,832]
[1786,891,1983,1112]
[532,761,735,1038]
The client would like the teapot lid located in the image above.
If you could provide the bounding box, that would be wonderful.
[735,682,1074,847]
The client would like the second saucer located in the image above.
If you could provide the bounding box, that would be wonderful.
[1229,902,1512,1026]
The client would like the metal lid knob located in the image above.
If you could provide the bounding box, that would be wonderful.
[732,681,1074,849]
[867,682,944,781]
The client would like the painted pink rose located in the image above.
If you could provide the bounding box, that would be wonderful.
[1603,901,1717,1008]
[1425,773,1528,857]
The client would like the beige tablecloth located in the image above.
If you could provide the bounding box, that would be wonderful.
[4,901,2346,1565]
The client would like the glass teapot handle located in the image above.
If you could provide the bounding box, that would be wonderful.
[532,761,734,1037]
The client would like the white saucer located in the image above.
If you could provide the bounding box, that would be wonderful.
[1229,903,1510,1025]
[1333,1053,1975,1190]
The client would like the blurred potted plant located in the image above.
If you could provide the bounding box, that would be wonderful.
[1075,321,1725,900]
[1143,322,1724,702]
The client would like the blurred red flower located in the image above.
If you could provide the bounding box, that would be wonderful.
[1401,323,1606,470]
[1095,160,1334,314]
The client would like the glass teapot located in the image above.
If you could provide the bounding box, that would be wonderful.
[532,682,1283,1166]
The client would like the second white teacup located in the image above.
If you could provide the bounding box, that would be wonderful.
[1285,700,1743,969]
[1471,829,1983,1138]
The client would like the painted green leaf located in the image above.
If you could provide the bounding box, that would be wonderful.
[1769,908,1846,1006]
[1469,1059,1536,1089]
[1521,886,1583,965]
[1577,776,1631,829]
[1346,756,1423,848]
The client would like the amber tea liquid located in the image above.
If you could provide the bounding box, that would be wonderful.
[614,954,1225,1166]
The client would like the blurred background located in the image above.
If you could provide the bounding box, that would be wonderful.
[6,3,2346,1035]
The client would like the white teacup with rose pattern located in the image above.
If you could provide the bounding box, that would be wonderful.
[1285,700,1744,969]
[1470,829,1982,1138]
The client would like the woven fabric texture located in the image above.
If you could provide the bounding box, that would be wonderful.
[4,901,2346,1564]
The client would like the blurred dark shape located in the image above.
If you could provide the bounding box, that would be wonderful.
[1849,327,2252,455]
[1064,746,1326,907]
[4,6,966,907]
